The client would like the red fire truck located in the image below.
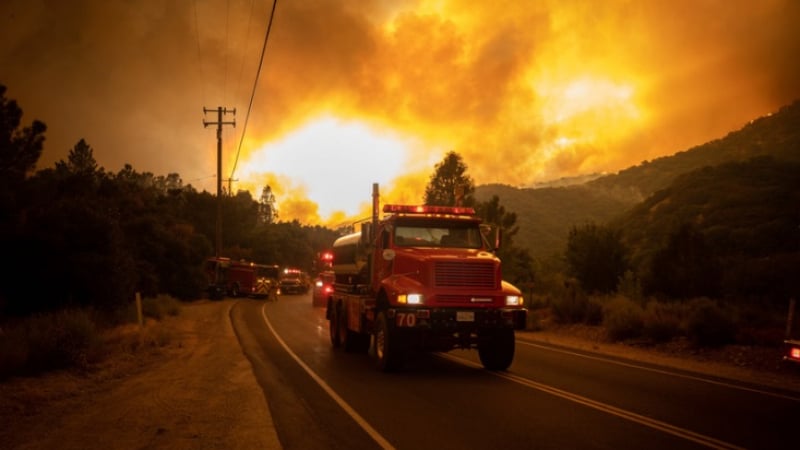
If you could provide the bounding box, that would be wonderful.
[205,257,280,300]
[327,184,527,372]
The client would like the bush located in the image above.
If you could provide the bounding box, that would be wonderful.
[140,294,182,320]
[642,301,682,343]
[0,298,180,380]
[603,296,644,341]
[551,282,603,324]
[0,309,103,379]
[685,298,737,347]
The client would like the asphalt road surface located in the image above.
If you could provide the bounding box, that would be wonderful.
[232,294,800,450]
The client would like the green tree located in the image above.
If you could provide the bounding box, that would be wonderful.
[565,222,629,294]
[424,151,475,206]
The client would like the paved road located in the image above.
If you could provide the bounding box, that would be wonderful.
[232,295,800,450]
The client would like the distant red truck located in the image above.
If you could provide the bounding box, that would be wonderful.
[205,257,279,300]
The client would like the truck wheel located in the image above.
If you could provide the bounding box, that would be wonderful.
[478,328,515,371]
[329,304,341,348]
[337,303,350,349]
[375,311,404,372]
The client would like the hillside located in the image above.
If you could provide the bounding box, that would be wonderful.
[475,99,800,259]
[615,157,800,304]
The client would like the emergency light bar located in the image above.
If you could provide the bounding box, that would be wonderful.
[383,204,476,215]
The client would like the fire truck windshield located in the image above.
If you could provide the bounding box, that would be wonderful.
[394,222,483,249]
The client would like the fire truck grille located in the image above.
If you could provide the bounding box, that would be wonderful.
[434,262,495,288]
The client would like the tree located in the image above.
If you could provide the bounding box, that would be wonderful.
[0,84,46,185]
[646,223,721,299]
[424,151,475,206]
[56,139,99,177]
[476,195,519,244]
[565,222,630,294]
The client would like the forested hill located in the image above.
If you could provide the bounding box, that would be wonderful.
[475,99,800,259]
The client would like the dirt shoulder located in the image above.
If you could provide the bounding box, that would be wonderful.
[0,300,281,450]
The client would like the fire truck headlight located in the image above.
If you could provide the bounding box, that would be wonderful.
[505,295,523,306]
[398,294,424,305]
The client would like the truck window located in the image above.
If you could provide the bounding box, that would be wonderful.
[394,222,482,249]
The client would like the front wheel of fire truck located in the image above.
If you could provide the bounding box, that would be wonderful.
[374,311,404,372]
[478,328,515,371]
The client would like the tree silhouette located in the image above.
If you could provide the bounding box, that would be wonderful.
[424,151,475,206]
[565,222,630,294]
[0,84,46,184]
[646,223,721,299]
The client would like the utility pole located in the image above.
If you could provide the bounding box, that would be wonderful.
[203,106,236,258]
[224,177,239,196]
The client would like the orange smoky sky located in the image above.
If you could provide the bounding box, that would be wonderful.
[2,0,799,225]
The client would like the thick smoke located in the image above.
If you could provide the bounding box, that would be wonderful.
[2,0,798,224]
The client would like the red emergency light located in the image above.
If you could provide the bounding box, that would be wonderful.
[383,204,476,215]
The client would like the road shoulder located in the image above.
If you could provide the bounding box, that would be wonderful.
[0,300,282,450]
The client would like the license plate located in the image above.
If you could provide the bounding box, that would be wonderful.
[456,311,474,322]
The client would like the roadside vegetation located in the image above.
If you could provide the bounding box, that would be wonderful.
[1,84,797,378]
[0,295,180,380]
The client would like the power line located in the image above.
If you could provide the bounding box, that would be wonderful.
[192,0,206,104]
[229,0,278,182]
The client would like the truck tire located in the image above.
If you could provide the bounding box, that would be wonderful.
[478,328,515,371]
[329,303,342,348]
[374,311,404,372]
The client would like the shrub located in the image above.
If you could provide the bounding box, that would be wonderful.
[641,301,682,343]
[551,283,603,324]
[140,294,182,320]
[603,296,644,341]
[685,298,736,347]
[0,309,103,379]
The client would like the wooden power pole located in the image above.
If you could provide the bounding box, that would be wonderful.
[203,106,235,258]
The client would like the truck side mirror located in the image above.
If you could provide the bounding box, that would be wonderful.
[480,224,502,252]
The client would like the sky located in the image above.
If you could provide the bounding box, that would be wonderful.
[2,0,799,226]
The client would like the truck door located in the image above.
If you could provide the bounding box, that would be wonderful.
[374,226,394,283]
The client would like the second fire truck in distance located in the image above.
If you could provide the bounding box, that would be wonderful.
[326,184,527,372]
[205,257,279,300]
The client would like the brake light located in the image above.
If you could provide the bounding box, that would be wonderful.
[790,347,800,360]
[383,204,476,215]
